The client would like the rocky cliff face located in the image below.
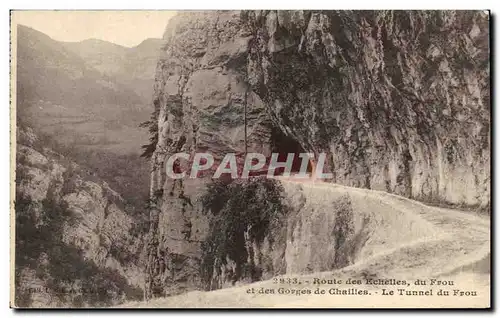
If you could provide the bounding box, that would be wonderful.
[145,10,490,297]
[243,10,490,207]
[15,127,144,307]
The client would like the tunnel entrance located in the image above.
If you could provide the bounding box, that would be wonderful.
[269,127,314,176]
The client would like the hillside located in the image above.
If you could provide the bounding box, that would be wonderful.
[62,37,164,101]
[14,127,147,307]
[13,24,160,307]
[61,38,129,76]
[16,25,161,154]
[16,25,143,108]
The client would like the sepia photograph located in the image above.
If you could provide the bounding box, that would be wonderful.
[9,10,491,308]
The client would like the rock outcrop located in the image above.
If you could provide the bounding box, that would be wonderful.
[14,127,144,307]
[145,10,490,297]
[243,10,490,207]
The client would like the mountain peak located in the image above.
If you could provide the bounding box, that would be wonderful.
[132,38,164,50]
[62,38,129,53]
[78,38,128,49]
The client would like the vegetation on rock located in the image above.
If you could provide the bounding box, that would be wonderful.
[199,178,287,290]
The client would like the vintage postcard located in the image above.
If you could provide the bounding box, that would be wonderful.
[10,10,491,308]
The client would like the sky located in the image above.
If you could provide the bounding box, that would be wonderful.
[11,11,177,47]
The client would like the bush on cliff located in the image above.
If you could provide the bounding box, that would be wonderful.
[199,178,287,290]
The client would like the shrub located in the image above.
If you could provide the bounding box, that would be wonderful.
[139,97,160,158]
[199,178,287,290]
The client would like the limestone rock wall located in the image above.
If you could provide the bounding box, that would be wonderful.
[146,10,490,297]
[15,127,144,307]
[243,10,490,207]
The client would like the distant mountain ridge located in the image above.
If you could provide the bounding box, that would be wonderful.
[62,36,164,92]
[18,25,164,104]
[16,24,164,154]
[60,38,130,76]
[17,25,137,106]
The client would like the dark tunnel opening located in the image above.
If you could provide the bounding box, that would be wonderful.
[268,127,313,176]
